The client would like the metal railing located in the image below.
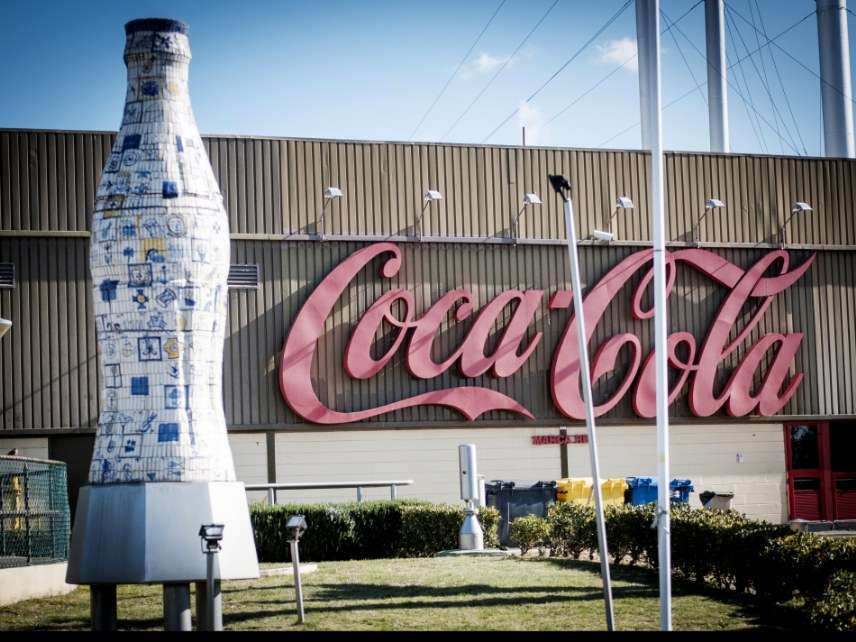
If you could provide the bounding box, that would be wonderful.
[245,480,415,505]
[0,455,70,569]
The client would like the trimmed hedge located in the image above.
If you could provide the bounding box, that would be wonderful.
[544,502,856,631]
[250,500,499,562]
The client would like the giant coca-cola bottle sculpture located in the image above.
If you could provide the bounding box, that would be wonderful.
[67,18,258,630]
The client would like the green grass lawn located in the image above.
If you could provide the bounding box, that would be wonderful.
[1,557,776,631]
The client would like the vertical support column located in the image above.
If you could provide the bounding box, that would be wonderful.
[817,0,855,157]
[636,0,658,150]
[559,428,569,478]
[90,584,118,631]
[705,0,730,152]
[163,583,192,631]
[196,579,223,631]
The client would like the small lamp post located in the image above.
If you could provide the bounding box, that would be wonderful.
[198,523,225,631]
[286,515,308,624]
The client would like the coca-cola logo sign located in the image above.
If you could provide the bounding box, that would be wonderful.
[280,242,815,424]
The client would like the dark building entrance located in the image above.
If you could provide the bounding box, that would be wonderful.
[785,422,856,521]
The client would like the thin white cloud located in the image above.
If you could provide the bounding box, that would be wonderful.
[518,100,548,146]
[457,51,512,80]
[596,37,638,72]
[473,52,509,74]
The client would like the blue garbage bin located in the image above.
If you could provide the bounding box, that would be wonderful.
[626,477,657,505]
[670,479,694,504]
[626,477,694,505]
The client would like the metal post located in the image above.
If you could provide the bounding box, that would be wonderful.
[198,551,223,631]
[390,484,397,500]
[23,465,31,564]
[635,0,657,150]
[552,179,615,631]
[817,0,855,158]
[267,487,275,505]
[290,539,305,624]
[90,584,118,631]
[163,583,192,631]
[356,487,363,502]
[638,0,673,630]
[704,0,729,152]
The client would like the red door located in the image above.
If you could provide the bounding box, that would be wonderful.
[785,422,856,521]
[785,423,826,520]
[829,422,856,520]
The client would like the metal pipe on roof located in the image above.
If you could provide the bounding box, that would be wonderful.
[816,0,855,158]
[705,0,730,153]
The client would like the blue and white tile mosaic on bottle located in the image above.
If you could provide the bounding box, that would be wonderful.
[89,19,236,484]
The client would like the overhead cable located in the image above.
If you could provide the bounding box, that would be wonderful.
[480,0,633,143]
[408,0,508,140]
[545,0,703,126]
[441,0,560,141]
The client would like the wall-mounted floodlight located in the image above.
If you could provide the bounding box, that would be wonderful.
[416,189,443,239]
[0,318,11,339]
[693,198,725,245]
[317,187,343,240]
[779,201,813,247]
[512,192,543,241]
[286,515,308,624]
[593,195,634,242]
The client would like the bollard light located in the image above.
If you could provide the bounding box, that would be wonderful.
[198,523,224,631]
[286,515,308,624]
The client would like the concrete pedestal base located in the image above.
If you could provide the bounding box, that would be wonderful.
[67,481,259,584]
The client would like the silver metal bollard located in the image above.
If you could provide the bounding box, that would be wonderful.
[285,515,308,624]
[163,583,192,631]
[198,523,225,631]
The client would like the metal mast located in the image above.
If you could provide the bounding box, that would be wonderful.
[636,0,672,630]
[817,0,855,158]
[705,0,730,152]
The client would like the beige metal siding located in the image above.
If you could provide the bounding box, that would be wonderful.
[1,129,856,432]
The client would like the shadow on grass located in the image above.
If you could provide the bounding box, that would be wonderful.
[536,556,803,631]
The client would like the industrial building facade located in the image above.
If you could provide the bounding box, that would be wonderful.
[2,128,855,524]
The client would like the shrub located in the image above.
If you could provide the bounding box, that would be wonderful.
[509,515,551,556]
[541,501,856,631]
[546,503,594,559]
[808,570,856,632]
[250,500,500,562]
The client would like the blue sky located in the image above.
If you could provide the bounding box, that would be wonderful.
[0,0,847,155]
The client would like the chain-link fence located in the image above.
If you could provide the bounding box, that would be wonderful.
[0,455,70,569]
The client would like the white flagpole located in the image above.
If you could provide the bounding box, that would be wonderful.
[637,0,673,630]
[549,175,615,632]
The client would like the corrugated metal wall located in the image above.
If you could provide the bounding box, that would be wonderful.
[2,129,855,433]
